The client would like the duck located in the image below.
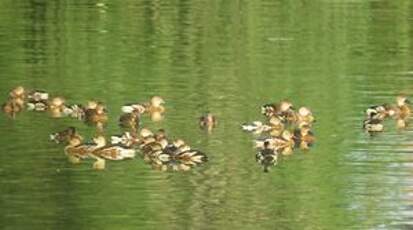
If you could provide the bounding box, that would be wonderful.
[27,99,48,112]
[9,86,26,99]
[394,95,410,119]
[64,136,99,164]
[50,126,83,144]
[256,141,278,173]
[146,96,165,113]
[175,149,208,166]
[273,130,295,155]
[137,128,156,149]
[91,136,136,161]
[295,107,315,127]
[27,90,49,102]
[261,100,294,118]
[365,104,394,121]
[199,112,217,131]
[48,97,66,117]
[121,103,146,114]
[293,126,315,150]
[110,132,140,147]
[363,118,384,133]
[268,116,285,136]
[119,111,140,131]
[148,138,207,170]
[84,101,108,128]
[141,138,169,158]
[63,104,85,120]
[26,90,49,112]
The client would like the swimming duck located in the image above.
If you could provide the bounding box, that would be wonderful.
[26,90,49,111]
[119,111,140,131]
[64,136,99,164]
[27,99,48,112]
[84,101,108,128]
[146,96,165,113]
[261,100,294,118]
[199,112,217,131]
[295,107,315,127]
[63,104,85,120]
[50,126,83,144]
[268,116,285,136]
[363,118,384,133]
[110,132,140,147]
[137,129,167,156]
[148,138,207,170]
[293,126,315,150]
[138,128,156,149]
[365,104,394,121]
[175,149,208,166]
[394,95,410,119]
[256,141,278,173]
[9,86,26,99]
[27,90,49,102]
[91,136,136,161]
[49,97,66,117]
[274,130,295,155]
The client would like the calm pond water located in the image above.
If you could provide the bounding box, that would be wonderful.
[1,0,413,229]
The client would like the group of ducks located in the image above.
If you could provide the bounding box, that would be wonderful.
[363,95,411,133]
[9,86,410,173]
[2,86,210,171]
[242,100,316,172]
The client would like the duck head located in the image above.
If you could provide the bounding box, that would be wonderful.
[158,139,169,149]
[173,139,186,148]
[68,136,82,146]
[155,129,167,141]
[86,100,98,110]
[298,107,312,117]
[95,104,107,114]
[300,125,312,136]
[280,100,294,112]
[10,86,25,98]
[150,96,165,107]
[50,97,65,107]
[396,95,410,107]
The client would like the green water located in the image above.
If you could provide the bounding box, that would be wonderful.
[1,0,413,229]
